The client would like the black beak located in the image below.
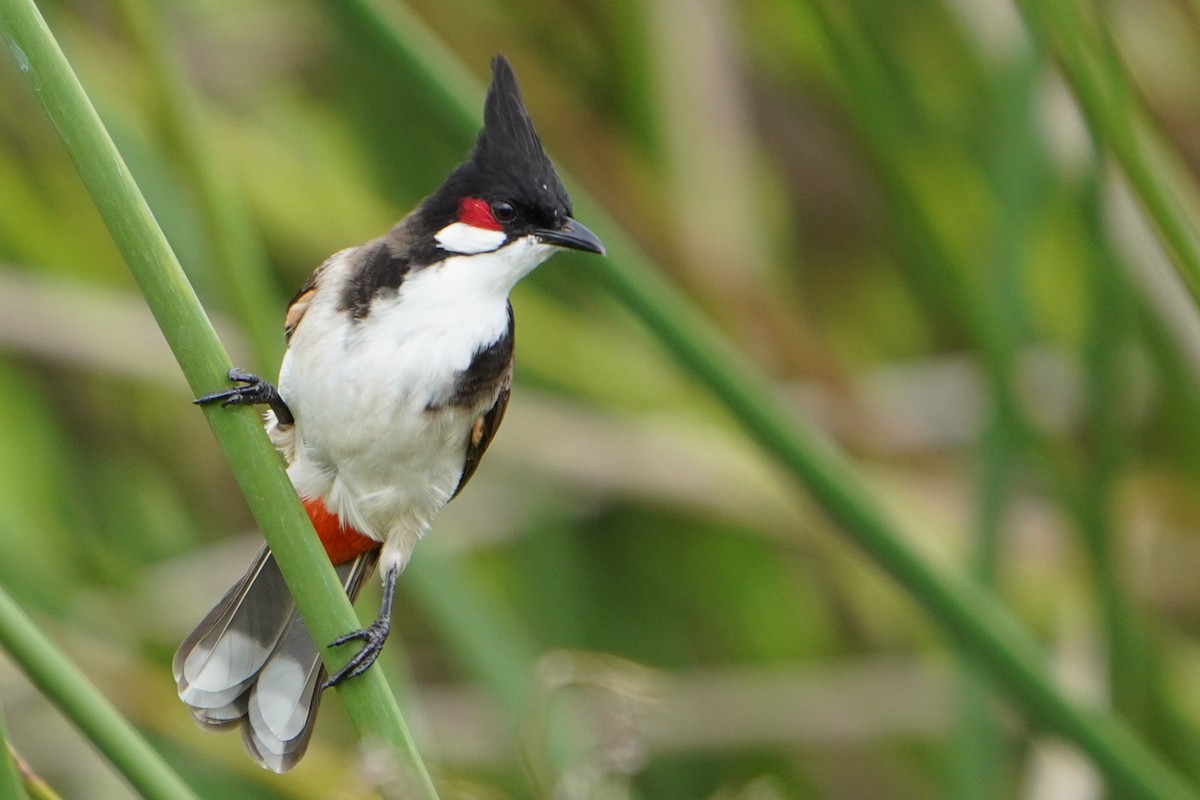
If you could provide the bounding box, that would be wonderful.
[536,217,606,255]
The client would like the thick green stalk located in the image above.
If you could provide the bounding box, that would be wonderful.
[0,1,437,795]
[324,2,1199,797]
[0,584,188,800]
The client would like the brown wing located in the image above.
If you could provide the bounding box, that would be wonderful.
[284,256,337,343]
[452,386,511,499]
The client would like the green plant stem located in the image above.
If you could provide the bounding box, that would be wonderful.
[0,1,438,796]
[0,703,30,800]
[9,746,60,800]
[325,2,1200,797]
[0,585,187,800]
[588,234,1195,800]
[799,0,1080,516]
[1016,0,1200,309]
[16,768,59,800]
[947,50,1040,800]
[11,749,60,800]
[406,549,541,718]
[1023,0,1200,780]
[1078,170,1198,778]
[948,411,1018,800]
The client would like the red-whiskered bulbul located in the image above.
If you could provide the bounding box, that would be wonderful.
[173,55,604,772]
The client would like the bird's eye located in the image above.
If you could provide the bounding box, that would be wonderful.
[490,200,517,223]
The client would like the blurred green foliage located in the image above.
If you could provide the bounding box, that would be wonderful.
[4,0,1200,798]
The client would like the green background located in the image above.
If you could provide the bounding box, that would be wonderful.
[4,0,1200,798]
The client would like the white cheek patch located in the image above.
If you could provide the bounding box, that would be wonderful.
[435,222,507,254]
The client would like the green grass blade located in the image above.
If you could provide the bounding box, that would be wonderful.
[0,584,191,800]
[0,703,30,800]
[0,1,438,795]
[1079,172,1200,778]
[947,49,1045,800]
[1016,0,1200,309]
[406,549,542,718]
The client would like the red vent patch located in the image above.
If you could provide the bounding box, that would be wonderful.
[303,497,379,565]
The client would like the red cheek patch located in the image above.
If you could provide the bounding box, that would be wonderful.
[458,197,502,231]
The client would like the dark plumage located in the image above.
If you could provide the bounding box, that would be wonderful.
[338,239,412,319]
[444,305,515,409]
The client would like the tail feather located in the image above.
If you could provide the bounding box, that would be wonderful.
[243,611,327,772]
[175,544,379,772]
[189,701,245,729]
[174,550,291,703]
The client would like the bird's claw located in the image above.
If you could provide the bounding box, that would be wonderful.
[323,618,391,688]
[194,368,294,423]
[194,368,272,408]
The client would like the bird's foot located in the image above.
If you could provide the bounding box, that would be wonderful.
[194,368,294,424]
[323,617,391,688]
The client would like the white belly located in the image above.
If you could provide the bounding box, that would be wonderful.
[272,247,525,568]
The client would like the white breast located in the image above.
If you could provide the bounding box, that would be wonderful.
[273,236,554,566]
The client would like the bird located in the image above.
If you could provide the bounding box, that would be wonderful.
[173,54,604,773]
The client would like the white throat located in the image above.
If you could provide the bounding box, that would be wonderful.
[417,234,558,301]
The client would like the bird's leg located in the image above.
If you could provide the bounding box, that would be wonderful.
[323,563,398,688]
[194,367,294,425]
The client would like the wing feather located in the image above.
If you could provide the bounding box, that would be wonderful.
[283,255,338,343]
[453,386,510,499]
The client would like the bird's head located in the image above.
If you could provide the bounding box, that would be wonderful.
[410,55,604,264]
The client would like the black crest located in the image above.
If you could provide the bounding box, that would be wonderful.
[413,55,573,238]
[470,55,571,215]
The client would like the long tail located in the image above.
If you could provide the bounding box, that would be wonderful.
[173,545,378,772]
